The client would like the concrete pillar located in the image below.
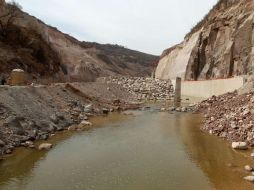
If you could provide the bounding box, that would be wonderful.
[174,77,181,107]
[151,70,155,79]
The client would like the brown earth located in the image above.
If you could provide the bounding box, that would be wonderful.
[0,1,158,83]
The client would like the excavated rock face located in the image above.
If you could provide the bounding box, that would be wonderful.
[156,0,254,80]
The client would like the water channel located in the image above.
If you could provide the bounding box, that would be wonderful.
[0,109,253,190]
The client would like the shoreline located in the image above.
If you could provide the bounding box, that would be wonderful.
[195,91,254,148]
[0,111,134,160]
[0,82,141,158]
[2,79,254,163]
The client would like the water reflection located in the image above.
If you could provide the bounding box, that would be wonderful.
[0,111,252,190]
[175,114,253,190]
[0,113,128,189]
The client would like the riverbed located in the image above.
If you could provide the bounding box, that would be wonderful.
[0,109,253,190]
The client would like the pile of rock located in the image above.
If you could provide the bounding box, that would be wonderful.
[243,154,254,182]
[0,113,71,155]
[196,91,254,146]
[195,91,254,183]
[160,106,194,113]
[100,77,174,101]
[0,101,100,155]
[0,81,141,157]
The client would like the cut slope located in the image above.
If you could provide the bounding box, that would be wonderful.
[156,0,254,81]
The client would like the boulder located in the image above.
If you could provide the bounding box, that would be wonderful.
[68,125,77,131]
[48,123,56,132]
[39,133,49,141]
[55,126,64,132]
[56,112,65,120]
[38,143,53,150]
[245,165,253,172]
[0,140,5,147]
[160,108,166,112]
[244,176,254,182]
[175,107,182,112]
[168,107,175,111]
[102,108,109,114]
[5,149,12,154]
[181,107,187,112]
[78,114,88,121]
[80,120,92,126]
[68,120,92,131]
[242,109,250,116]
[232,142,248,150]
[5,116,25,135]
[230,123,238,129]
[27,129,37,140]
[21,141,34,148]
[84,104,93,113]
[50,114,59,124]
[36,121,50,131]
[0,106,6,114]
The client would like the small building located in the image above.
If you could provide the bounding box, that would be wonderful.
[11,69,27,86]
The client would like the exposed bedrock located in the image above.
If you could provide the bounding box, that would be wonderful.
[156,0,254,80]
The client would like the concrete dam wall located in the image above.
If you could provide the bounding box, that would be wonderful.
[172,77,245,99]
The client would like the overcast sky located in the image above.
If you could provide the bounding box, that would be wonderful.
[8,0,217,55]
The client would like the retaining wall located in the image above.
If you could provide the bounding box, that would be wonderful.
[172,77,246,98]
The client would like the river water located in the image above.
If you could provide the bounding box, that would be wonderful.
[0,109,253,190]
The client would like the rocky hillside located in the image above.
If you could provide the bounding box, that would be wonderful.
[156,0,254,81]
[0,0,157,82]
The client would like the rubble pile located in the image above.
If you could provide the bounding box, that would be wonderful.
[0,82,139,156]
[100,77,174,101]
[0,101,100,155]
[196,91,254,146]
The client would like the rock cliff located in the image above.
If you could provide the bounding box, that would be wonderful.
[0,1,157,82]
[156,0,254,80]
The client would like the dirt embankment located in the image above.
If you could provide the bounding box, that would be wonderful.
[0,82,140,157]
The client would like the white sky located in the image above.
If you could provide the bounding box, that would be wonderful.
[8,0,217,55]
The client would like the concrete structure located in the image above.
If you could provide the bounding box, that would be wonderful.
[151,70,155,79]
[11,69,27,86]
[172,76,245,99]
[174,77,181,107]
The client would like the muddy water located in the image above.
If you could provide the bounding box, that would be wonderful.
[0,110,253,190]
